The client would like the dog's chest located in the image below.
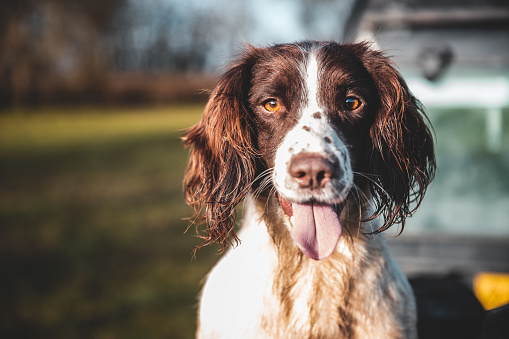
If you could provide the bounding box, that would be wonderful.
[261,257,353,338]
[198,237,350,338]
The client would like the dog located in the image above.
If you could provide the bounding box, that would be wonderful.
[183,41,435,338]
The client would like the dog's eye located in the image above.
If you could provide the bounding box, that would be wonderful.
[345,97,361,111]
[263,99,281,112]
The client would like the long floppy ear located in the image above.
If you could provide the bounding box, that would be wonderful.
[358,44,436,233]
[182,54,257,251]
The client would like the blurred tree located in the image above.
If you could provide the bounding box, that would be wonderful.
[0,0,127,106]
[108,0,246,73]
[0,0,362,106]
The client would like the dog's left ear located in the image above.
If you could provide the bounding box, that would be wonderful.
[357,44,436,232]
[182,52,257,251]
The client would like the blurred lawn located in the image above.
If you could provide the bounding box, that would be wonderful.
[0,105,220,339]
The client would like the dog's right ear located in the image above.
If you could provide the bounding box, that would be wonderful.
[182,51,258,251]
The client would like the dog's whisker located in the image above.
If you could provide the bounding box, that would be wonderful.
[350,187,363,236]
[252,176,273,200]
[353,171,391,199]
[267,186,279,213]
[251,169,274,200]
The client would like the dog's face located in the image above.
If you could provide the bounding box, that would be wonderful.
[183,42,435,258]
[248,43,379,259]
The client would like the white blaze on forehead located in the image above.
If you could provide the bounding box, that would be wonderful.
[304,52,321,114]
[295,51,332,154]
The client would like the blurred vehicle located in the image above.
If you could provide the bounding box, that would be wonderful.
[357,1,509,337]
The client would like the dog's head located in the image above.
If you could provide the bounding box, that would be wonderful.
[183,41,435,258]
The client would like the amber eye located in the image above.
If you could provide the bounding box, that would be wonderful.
[345,97,361,110]
[263,99,281,112]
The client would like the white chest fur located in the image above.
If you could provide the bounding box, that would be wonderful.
[196,198,416,339]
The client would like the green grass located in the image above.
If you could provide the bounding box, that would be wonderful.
[0,106,203,152]
[0,105,221,339]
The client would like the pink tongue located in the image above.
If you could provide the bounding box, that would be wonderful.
[291,203,342,260]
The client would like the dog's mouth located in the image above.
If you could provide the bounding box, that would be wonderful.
[278,194,344,261]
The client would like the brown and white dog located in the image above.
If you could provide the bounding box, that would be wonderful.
[183,41,435,338]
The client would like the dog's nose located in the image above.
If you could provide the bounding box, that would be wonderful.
[289,153,335,189]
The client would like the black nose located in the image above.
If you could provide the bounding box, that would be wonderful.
[289,153,336,189]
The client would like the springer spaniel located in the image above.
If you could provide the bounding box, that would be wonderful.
[183,41,435,339]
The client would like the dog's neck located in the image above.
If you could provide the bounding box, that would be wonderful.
[239,193,390,337]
